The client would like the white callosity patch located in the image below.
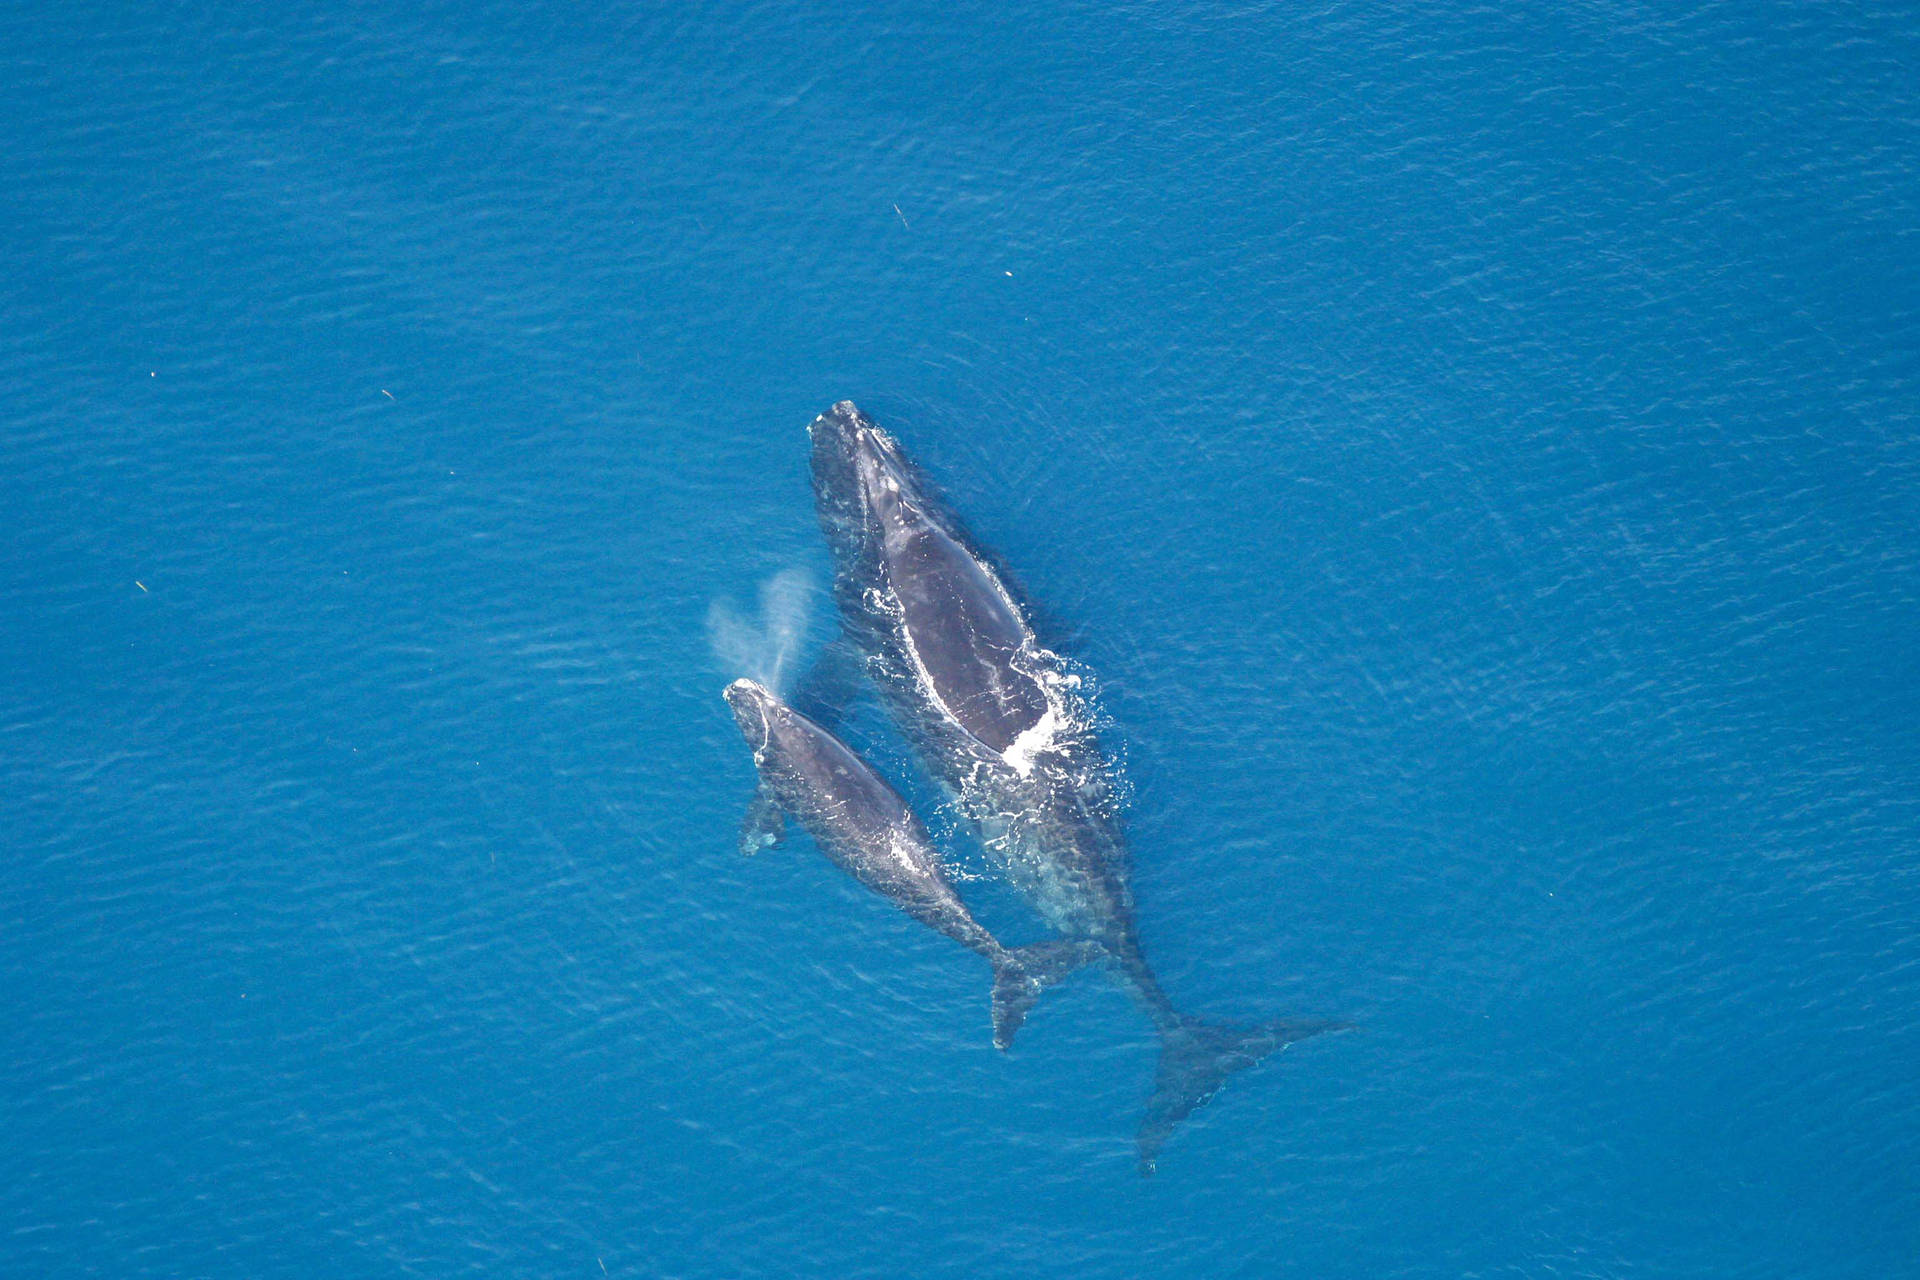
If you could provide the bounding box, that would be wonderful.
[748,694,774,767]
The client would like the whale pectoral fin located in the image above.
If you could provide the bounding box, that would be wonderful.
[739,786,787,857]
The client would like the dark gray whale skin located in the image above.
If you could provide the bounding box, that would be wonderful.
[723,677,1090,1050]
[807,401,1348,1172]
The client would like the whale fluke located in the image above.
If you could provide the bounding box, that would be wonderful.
[1137,1017,1354,1175]
[989,940,1101,1050]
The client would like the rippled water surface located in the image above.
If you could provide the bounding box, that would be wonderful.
[5,3,1918,1276]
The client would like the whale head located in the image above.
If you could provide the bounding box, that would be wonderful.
[808,400,924,548]
[723,677,782,759]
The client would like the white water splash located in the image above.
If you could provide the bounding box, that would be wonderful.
[706,568,817,694]
[1002,705,1063,777]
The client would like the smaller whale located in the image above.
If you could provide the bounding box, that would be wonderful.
[723,678,1094,1049]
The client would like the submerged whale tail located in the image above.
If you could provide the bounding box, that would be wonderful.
[990,941,1101,1050]
[1137,1016,1353,1175]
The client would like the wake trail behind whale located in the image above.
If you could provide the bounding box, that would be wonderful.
[707,568,817,695]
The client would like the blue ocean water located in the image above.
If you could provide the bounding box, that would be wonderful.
[5,2,1918,1275]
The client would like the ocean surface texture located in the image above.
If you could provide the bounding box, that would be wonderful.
[5,3,1917,1277]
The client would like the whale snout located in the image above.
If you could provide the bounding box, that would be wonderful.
[723,678,777,743]
[724,676,774,711]
[810,399,864,434]
[810,400,910,493]
[724,677,765,699]
[806,400,867,462]
[807,400,921,532]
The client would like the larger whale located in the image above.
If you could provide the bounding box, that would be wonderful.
[807,400,1348,1172]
